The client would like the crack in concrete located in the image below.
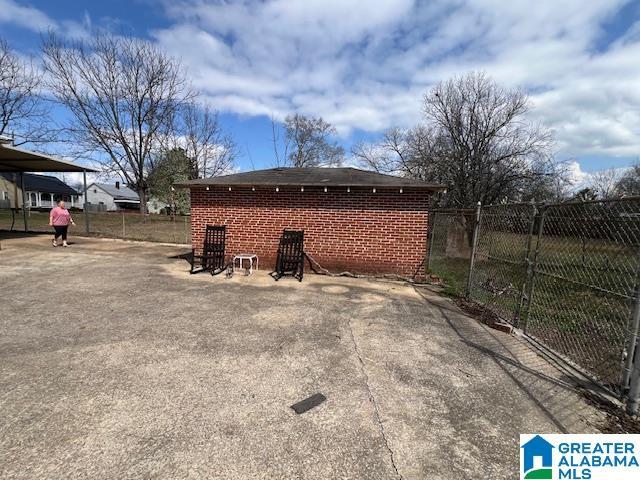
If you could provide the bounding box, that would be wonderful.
[347,317,403,480]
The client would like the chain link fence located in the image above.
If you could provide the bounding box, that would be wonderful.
[428,199,640,413]
[426,209,474,295]
[0,208,191,244]
[469,204,535,324]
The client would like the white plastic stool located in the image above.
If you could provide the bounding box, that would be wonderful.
[233,254,258,274]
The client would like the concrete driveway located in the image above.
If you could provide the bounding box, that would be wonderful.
[0,234,603,479]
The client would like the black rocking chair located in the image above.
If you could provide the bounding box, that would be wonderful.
[273,229,304,282]
[190,225,227,275]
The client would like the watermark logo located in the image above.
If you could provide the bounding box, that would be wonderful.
[521,435,554,479]
[521,434,640,479]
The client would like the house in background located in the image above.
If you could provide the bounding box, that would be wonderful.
[0,173,19,209]
[85,182,140,211]
[84,182,170,213]
[0,172,82,210]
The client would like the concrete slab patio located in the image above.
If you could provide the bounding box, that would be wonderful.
[0,234,605,479]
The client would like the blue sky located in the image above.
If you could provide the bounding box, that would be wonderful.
[1,0,640,183]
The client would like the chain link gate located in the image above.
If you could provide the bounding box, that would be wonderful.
[428,198,640,413]
[467,203,536,326]
[523,199,640,395]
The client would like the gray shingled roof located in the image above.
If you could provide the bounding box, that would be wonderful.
[0,172,79,195]
[175,167,445,191]
[94,183,140,201]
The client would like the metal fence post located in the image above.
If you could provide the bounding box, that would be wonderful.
[515,203,538,328]
[627,340,640,415]
[465,202,481,298]
[622,263,640,391]
[521,205,547,334]
[427,212,437,271]
[122,212,126,238]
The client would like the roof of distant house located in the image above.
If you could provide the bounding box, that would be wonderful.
[0,172,79,196]
[92,183,140,202]
[175,167,446,191]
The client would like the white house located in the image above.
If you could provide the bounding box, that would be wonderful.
[83,182,169,213]
[84,182,140,211]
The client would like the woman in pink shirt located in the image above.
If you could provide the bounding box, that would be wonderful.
[49,200,75,247]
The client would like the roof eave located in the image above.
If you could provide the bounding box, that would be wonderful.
[174,181,446,192]
[0,144,100,173]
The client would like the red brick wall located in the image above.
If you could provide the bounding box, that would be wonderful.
[190,186,431,277]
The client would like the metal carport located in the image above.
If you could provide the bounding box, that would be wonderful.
[0,142,98,234]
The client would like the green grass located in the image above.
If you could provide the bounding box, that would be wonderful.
[429,257,469,297]
[428,229,636,389]
[0,210,191,244]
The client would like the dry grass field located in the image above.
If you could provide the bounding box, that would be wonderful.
[0,210,191,244]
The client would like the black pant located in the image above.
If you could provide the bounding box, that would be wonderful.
[53,225,68,241]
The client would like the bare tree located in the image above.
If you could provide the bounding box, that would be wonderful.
[353,125,441,179]
[273,113,344,167]
[41,32,194,213]
[589,168,622,199]
[168,102,236,178]
[353,72,554,207]
[614,161,640,197]
[517,159,574,202]
[573,187,598,202]
[0,38,51,145]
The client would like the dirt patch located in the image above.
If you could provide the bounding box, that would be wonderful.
[579,390,640,433]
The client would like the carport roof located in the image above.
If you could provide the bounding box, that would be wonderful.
[175,167,446,191]
[0,143,98,173]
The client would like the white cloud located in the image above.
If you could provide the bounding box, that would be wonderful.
[0,0,91,39]
[564,160,634,193]
[0,0,57,31]
[3,0,640,167]
[49,171,100,188]
[150,0,640,163]
[565,160,591,189]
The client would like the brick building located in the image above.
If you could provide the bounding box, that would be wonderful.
[178,167,444,277]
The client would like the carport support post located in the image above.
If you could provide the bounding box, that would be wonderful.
[465,202,481,298]
[83,169,90,234]
[20,172,28,232]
